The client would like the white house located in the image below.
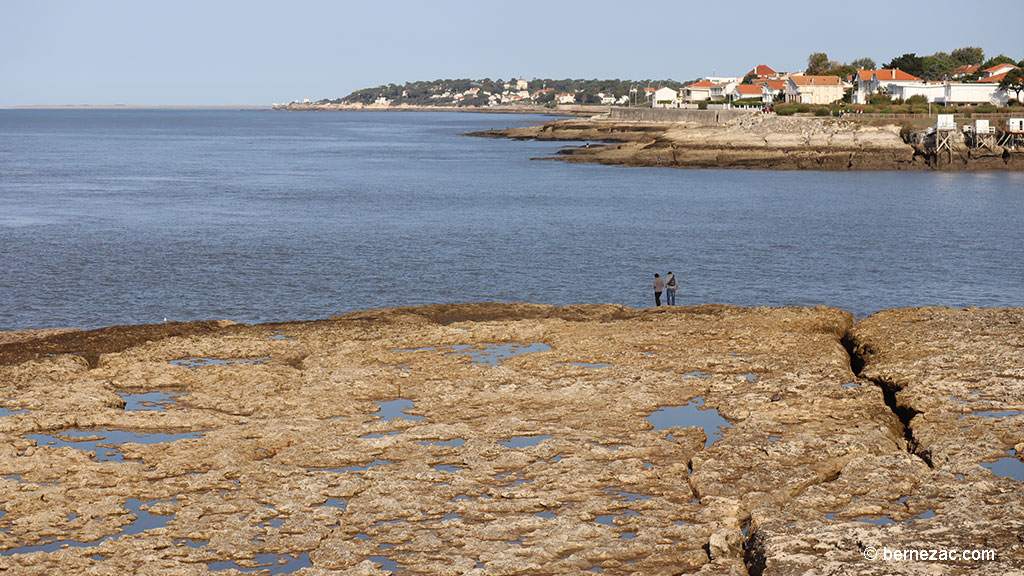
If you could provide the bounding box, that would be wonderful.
[515,78,529,91]
[981,63,1018,79]
[852,68,924,104]
[888,83,946,103]
[652,87,679,108]
[683,80,715,102]
[709,82,738,102]
[785,75,844,104]
[754,79,786,101]
[556,92,577,105]
[730,84,766,103]
[943,83,1009,106]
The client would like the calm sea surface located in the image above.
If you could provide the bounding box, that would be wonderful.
[1,109,1022,331]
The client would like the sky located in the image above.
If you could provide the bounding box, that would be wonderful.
[3,0,1023,107]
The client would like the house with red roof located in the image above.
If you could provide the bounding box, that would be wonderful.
[730,84,770,104]
[746,64,779,79]
[785,75,843,104]
[682,80,716,103]
[951,64,979,79]
[981,63,1018,79]
[753,79,786,101]
[852,68,924,104]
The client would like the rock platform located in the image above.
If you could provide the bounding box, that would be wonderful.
[1,304,1021,574]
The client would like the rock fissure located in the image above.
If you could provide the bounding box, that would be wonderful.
[841,329,932,468]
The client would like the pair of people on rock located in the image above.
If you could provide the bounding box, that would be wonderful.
[653,272,677,307]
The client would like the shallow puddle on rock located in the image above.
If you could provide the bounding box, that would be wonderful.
[369,556,400,572]
[535,511,557,519]
[118,391,185,412]
[208,552,311,574]
[841,382,859,387]
[0,499,172,556]
[441,513,463,521]
[445,343,551,365]
[375,399,423,421]
[419,438,466,447]
[683,371,712,378]
[0,407,28,418]
[855,515,896,525]
[434,464,463,473]
[958,410,1024,419]
[268,333,295,341]
[170,357,268,369]
[647,398,731,448]
[907,509,936,522]
[981,451,1024,481]
[26,429,204,463]
[499,434,552,448]
[361,432,400,439]
[604,488,650,502]
[323,498,347,510]
[594,509,641,526]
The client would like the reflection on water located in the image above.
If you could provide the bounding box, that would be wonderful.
[0,499,173,556]
[207,552,311,574]
[376,399,423,421]
[26,429,204,462]
[118,391,185,411]
[170,357,268,369]
[499,434,552,448]
[982,450,1024,481]
[446,343,551,365]
[647,398,731,448]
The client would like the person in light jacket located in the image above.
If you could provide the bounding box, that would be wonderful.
[653,274,664,307]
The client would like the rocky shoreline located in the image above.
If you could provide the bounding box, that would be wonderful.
[468,116,1023,171]
[1,303,1022,574]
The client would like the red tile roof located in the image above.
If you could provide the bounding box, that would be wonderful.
[953,64,979,75]
[874,69,923,82]
[734,84,764,95]
[983,63,1018,73]
[977,71,1009,83]
[753,79,786,91]
[856,69,875,82]
[688,80,716,88]
[747,64,777,77]
[789,75,841,86]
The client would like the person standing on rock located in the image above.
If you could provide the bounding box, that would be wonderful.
[665,271,677,306]
[654,274,664,307]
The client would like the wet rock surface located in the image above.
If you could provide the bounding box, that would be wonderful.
[1,304,1021,574]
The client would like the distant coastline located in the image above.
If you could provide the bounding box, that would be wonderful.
[7,104,271,110]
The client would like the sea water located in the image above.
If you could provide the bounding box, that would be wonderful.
[2,110,1022,330]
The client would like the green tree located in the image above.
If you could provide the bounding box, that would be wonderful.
[741,72,757,84]
[850,57,876,70]
[999,68,1024,101]
[829,64,857,80]
[886,53,924,78]
[982,54,1017,69]
[951,46,985,67]
[921,53,956,81]
[807,52,831,75]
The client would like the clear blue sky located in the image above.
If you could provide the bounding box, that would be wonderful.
[3,0,1022,106]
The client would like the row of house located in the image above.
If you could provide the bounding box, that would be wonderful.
[650,63,1021,109]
